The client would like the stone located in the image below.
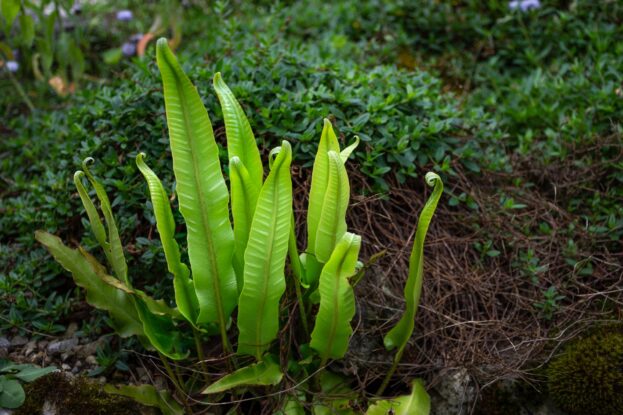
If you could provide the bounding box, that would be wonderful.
[24,340,37,356]
[47,338,78,355]
[85,355,97,365]
[0,336,10,349]
[76,337,106,358]
[42,400,57,415]
[431,368,476,415]
[61,363,71,371]
[10,335,28,347]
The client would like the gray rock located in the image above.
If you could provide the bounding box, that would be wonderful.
[47,338,78,354]
[431,368,476,415]
[0,408,14,415]
[76,337,106,358]
[85,355,97,365]
[0,336,10,349]
[10,335,28,347]
[24,340,37,356]
[42,400,57,415]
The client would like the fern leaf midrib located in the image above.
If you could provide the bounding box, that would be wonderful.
[254,185,280,359]
[325,251,350,359]
[173,72,227,328]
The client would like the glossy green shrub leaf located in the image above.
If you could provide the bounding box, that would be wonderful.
[34,231,144,339]
[310,232,361,360]
[237,141,292,358]
[306,119,341,264]
[0,376,24,409]
[366,379,430,415]
[11,366,57,383]
[202,357,283,394]
[156,38,237,326]
[104,384,184,415]
[384,173,443,357]
[229,156,260,290]
[136,153,199,325]
[314,151,350,263]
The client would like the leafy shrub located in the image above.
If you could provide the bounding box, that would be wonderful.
[0,360,57,409]
[547,329,623,415]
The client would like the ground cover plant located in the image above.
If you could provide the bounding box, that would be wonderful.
[1,0,622,413]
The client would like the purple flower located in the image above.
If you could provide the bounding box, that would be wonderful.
[6,61,19,72]
[509,0,541,11]
[116,10,133,21]
[121,42,136,57]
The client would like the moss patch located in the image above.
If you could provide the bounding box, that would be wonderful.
[547,329,623,415]
[15,372,145,415]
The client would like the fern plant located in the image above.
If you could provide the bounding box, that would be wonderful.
[36,38,442,414]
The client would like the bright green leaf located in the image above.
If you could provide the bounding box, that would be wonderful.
[366,379,430,415]
[213,72,264,188]
[156,38,237,326]
[229,156,260,291]
[19,13,35,47]
[136,153,199,325]
[1,0,20,32]
[310,232,361,361]
[306,119,341,267]
[35,231,144,339]
[202,357,283,394]
[383,173,443,362]
[104,384,184,415]
[237,141,292,358]
[314,151,350,263]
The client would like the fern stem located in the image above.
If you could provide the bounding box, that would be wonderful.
[288,215,309,336]
[159,352,193,414]
[193,327,211,384]
[376,348,404,396]
[8,71,35,112]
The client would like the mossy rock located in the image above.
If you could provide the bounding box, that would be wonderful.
[14,372,150,415]
[547,330,623,415]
